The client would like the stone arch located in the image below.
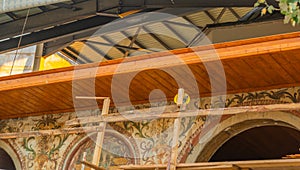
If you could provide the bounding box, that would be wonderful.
[209,125,300,161]
[0,140,22,170]
[184,111,300,163]
[63,129,140,169]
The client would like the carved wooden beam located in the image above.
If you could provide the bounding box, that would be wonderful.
[66,102,300,126]
[0,102,299,139]
[0,126,104,139]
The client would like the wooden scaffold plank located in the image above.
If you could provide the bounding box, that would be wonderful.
[0,126,104,139]
[91,97,110,170]
[118,159,300,170]
[66,102,300,126]
[1,102,300,140]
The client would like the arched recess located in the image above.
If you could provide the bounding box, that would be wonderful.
[210,125,300,161]
[184,111,300,163]
[0,140,22,170]
[63,129,140,169]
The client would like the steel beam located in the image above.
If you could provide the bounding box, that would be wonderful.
[0,0,97,41]
[5,12,19,20]
[101,35,127,55]
[11,8,203,55]
[86,40,154,52]
[100,0,278,13]
[43,37,74,56]
[207,20,300,44]
[2,0,212,41]
[0,0,277,42]
[61,49,84,63]
[121,31,148,51]
[52,2,82,11]
[0,16,116,54]
[85,42,113,60]
[142,26,172,50]
[119,0,278,8]
[66,46,93,63]
[228,7,241,19]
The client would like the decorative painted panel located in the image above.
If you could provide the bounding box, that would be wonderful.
[0,87,299,169]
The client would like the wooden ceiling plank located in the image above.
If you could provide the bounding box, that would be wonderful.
[56,83,76,106]
[223,59,255,88]
[0,103,21,116]
[20,88,57,115]
[2,102,29,116]
[254,55,289,85]
[1,32,300,118]
[133,71,162,91]
[281,50,300,81]
[201,61,228,93]
[94,75,144,107]
[1,90,36,114]
[128,70,178,104]
[0,32,299,92]
[92,78,107,94]
[189,64,211,93]
[36,85,71,109]
[97,76,131,103]
[271,51,300,82]
[85,79,109,106]
[241,57,272,85]
[253,53,292,83]
[75,78,106,108]
[153,70,181,99]
[167,66,202,95]
[235,58,269,87]
[214,62,238,90]
[282,50,300,63]
[128,72,158,101]
[268,53,296,83]
[73,79,97,98]
[147,69,179,92]
[94,77,114,100]
[30,86,63,109]
[185,65,212,94]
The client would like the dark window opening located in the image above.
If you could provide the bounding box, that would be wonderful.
[210,126,300,162]
[0,148,16,170]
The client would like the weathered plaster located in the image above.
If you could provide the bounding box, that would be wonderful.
[0,87,300,169]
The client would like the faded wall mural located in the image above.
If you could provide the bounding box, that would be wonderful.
[0,87,300,169]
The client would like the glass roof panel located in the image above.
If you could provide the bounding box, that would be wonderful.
[13,7,43,18]
[0,14,13,24]
[0,46,36,76]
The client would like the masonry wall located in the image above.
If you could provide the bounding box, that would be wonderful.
[1,87,300,169]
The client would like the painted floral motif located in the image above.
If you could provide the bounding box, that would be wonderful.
[23,135,69,169]
[32,114,63,130]
[194,88,300,109]
[0,120,24,133]
[0,87,300,169]
[225,89,300,107]
[67,132,137,169]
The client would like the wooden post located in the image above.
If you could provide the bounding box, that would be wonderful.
[81,152,87,170]
[91,98,110,170]
[33,43,44,71]
[168,88,185,170]
[169,117,181,170]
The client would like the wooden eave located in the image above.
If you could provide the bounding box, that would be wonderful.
[1,32,300,119]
